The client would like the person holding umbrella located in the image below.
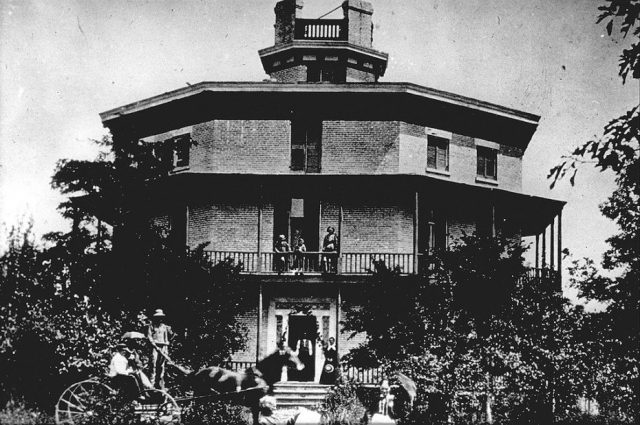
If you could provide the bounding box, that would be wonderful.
[147,309,174,389]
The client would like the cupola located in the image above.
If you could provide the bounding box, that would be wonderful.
[258,0,388,83]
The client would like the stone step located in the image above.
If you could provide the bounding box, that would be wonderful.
[273,382,331,410]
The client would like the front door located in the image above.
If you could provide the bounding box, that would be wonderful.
[287,315,316,382]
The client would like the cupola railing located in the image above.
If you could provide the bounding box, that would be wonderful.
[294,19,347,41]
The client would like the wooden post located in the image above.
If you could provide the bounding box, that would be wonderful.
[336,286,341,358]
[557,210,563,288]
[542,226,547,269]
[490,203,496,238]
[338,204,343,273]
[97,218,102,253]
[256,283,263,363]
[413,191,419,274]
[257,200,263,272]
[550,216,555,271]
[535,234,540,271]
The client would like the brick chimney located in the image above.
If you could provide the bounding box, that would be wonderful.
[274,0,304,44]
[342,0,373,48]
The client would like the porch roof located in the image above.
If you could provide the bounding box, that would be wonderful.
[167,172,565,237]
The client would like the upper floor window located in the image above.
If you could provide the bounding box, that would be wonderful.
[291,119,322,173]
[477,146,497,180]
[426,135,449,172]
[151,134,190,170]
[172,135,190,168]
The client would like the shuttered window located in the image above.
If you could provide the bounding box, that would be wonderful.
[291,119,322,173]
[426,135,449,171]
[477,147,497,179]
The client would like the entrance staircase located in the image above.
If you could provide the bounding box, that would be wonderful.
[274,382,331,409]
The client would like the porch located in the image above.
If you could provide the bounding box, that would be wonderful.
[203,249,560,284]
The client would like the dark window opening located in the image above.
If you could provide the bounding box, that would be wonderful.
[307,64,345,83]
[477,146,497,179]
[420,209,447,255]
[291,119,322,173]
[173,135,190,168]
[427,135,449,171]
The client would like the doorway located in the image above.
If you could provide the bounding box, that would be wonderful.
[287,315,317,381]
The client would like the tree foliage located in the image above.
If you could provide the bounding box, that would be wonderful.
[548,0,639,420]
[342,235,594,424]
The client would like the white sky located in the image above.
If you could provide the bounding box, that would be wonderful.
[0,0,637,301]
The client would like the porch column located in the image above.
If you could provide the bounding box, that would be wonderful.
[550,217,555,271]
[557,210,563,287]
[257,201,263,272]
[338,205,343,273]
[336,286,341,358]
[413,191,419,274]
[97,219,102,253]
[256,283,263,363]
[535,234,540,270]
[542,226,547,269]
[490,203,496,238]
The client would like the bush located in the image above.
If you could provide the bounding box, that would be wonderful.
[319,377,368,425]
[0,401,52,425]
[180,400,251,425]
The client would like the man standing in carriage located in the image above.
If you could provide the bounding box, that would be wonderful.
[147,308,174,389]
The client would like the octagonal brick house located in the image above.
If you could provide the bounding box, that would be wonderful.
[100,0,564,400]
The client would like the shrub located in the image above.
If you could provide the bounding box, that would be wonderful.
[319,377,368,425]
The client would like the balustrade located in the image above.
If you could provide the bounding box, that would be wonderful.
[294,19,346,41]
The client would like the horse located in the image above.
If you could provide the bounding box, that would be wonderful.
[190,346,304,424]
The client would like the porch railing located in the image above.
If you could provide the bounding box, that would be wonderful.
[200,250,560,285]
[225,361,383,385]
[294,19,347,41]
[201,250,418,275]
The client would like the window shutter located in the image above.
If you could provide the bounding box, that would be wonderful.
[427,143,437,169]
[436,143,447,170]
[486,154,496,178]
[477,150,485,176]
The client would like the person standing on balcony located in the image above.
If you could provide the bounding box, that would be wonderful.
[274,234,291,273]
[293,237,306,274]
[147,309,173,389]
[322,226,338,273]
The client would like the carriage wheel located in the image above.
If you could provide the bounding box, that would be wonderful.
[138,389,181,424]
[55,379,114,425]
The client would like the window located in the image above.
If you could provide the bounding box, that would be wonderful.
[477,146,497,179]
[173,135,190,168]
[307,64,345,83]
[291,119,322,172]
[426,135,449,171]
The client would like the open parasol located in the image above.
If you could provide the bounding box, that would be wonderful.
[121,331,146,340]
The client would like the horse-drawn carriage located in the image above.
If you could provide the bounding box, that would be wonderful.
[55,335,305,425]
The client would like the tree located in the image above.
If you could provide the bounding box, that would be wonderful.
[342,235,590,424]
[548,1,639,420]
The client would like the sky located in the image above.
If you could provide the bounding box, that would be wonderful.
[0,0,637,301]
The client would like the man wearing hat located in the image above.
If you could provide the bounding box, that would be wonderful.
[147,308,174,389]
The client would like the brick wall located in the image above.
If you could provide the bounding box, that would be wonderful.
[190,120,290,173]
[346,67,376,82]
[188,201,259,251]
[232,295,259,362]
[270,65,307,82]
[322,197,413,253]
[322,121,399,174]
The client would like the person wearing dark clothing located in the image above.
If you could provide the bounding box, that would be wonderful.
[320,337,338,385]
[322,227,338,273]
[293,237,307,273]
[274,235,291,273]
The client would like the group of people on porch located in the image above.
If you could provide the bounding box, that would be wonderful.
[274,226,339,273]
